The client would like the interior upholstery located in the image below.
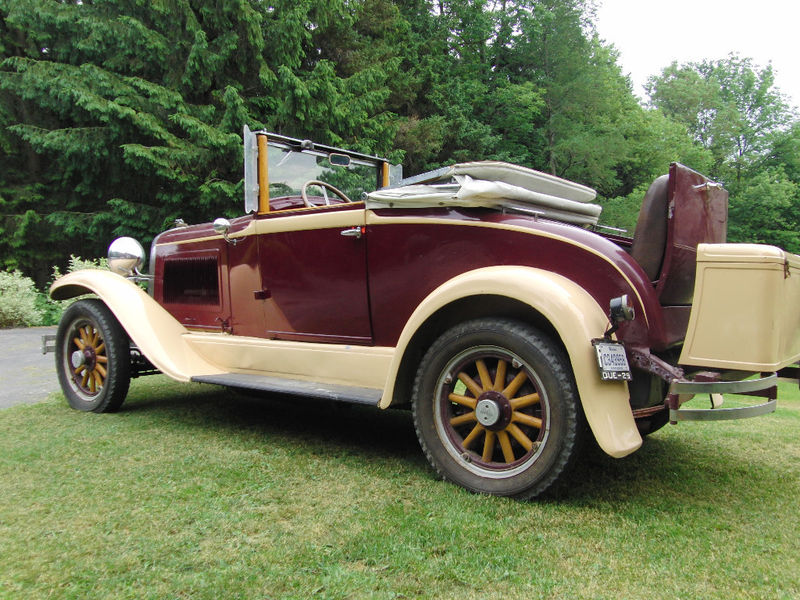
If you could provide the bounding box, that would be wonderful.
[630,174,669,281]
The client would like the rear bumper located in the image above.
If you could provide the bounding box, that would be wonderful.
[667,373,778,422]
[630,345,797,424]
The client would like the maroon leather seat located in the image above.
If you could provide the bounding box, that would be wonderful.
[629,164,728,305]
[630,174,669,282]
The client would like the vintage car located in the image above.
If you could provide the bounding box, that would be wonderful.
[47,126,800,499]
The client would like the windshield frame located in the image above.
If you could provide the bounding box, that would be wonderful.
[244,127,394,214]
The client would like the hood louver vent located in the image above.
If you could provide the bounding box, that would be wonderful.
[163,256,219,305]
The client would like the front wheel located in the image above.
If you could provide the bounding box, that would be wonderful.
[55,299,131,413]
[412,319,584,499]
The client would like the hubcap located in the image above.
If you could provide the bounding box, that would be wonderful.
[474,390,512,430]
[70,350,86,369]
[475,399,500,427]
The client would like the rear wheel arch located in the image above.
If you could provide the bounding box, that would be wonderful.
[389,294,565,408]
[381,267,643,459]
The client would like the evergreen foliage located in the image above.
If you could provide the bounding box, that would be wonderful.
[1,1,799,285]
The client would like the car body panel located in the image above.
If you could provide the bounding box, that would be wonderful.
[255,205,371,344]
[51,270,223,381]
[183,333,392,389]
[52,269,393,390]
[365,208,689,350]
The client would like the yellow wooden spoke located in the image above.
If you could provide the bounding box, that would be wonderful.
[493,359,507,391]
[73,336,85,350]
[502,371,528,398]
[476,359,492,391]
[497,431,515,463]
[81,371,90,388]
[96,355,108,364]
[448,393,477,409]
[89,371,96,393]
[462,424,484,449]
[482,430,496,462]
[507,423,534,452]
[512,411,543,429]
[510,393,540,409]
[450,411,477,426]
[95,363,107,378]
[93,370,104,390]
[457,372,484,398]
[74,365,85,376]
[91,328,99,346]
[79,327,90,346]
[95,342,105,354]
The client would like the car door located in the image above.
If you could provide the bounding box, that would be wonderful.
[255,203,372,345]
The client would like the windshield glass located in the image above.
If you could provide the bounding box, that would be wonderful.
[268,144,381,202]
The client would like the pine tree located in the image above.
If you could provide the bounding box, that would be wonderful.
[0,0,398,285]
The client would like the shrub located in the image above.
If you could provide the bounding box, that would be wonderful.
[0,270,44,328]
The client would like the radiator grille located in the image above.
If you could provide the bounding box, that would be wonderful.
[163,256,219,304]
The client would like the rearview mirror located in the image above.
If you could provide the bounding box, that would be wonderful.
[329,153,351,167]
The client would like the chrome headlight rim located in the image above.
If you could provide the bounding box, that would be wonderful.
[107,236,146,277]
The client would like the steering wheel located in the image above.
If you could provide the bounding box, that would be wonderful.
[301,180,353,207]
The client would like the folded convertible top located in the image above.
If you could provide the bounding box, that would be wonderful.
[367,161,602,225]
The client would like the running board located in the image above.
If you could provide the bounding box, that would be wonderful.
[191,373,382,406]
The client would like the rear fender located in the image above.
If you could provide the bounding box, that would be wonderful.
[51,270,223,381]
[382,266,642,458]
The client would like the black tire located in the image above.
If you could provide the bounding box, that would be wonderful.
[55,299,131,413]
[411,318,584,499]
[635,410,670,437]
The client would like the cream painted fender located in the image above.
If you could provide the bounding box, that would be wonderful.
[381,266,642,458]
[51,270,224,382]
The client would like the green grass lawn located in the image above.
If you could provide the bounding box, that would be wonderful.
[1,378,798,599]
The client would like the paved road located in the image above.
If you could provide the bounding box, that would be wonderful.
[0,326,59,409]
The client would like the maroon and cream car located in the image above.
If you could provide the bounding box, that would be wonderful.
[48,127,800,498]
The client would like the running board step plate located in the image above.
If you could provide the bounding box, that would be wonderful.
[191,373,382,406]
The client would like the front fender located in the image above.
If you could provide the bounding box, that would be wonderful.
[381,266,642,458]
[51,270,223,381]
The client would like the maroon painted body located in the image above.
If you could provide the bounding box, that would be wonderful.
[150,163,725,362]
[365,208,672,349]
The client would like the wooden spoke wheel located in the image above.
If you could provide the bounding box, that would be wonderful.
[55,299,130,413]
[412,319,584,499]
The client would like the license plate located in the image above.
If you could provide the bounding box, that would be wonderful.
[592,340,632,381]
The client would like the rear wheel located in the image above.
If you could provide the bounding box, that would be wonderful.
[55,299,131,413]
[412,318,583,499]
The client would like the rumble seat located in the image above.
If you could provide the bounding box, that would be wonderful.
[630,163,728,305]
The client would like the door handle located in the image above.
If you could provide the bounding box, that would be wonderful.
[340,227,365,239]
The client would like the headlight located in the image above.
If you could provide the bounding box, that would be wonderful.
[108,237,145,276]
